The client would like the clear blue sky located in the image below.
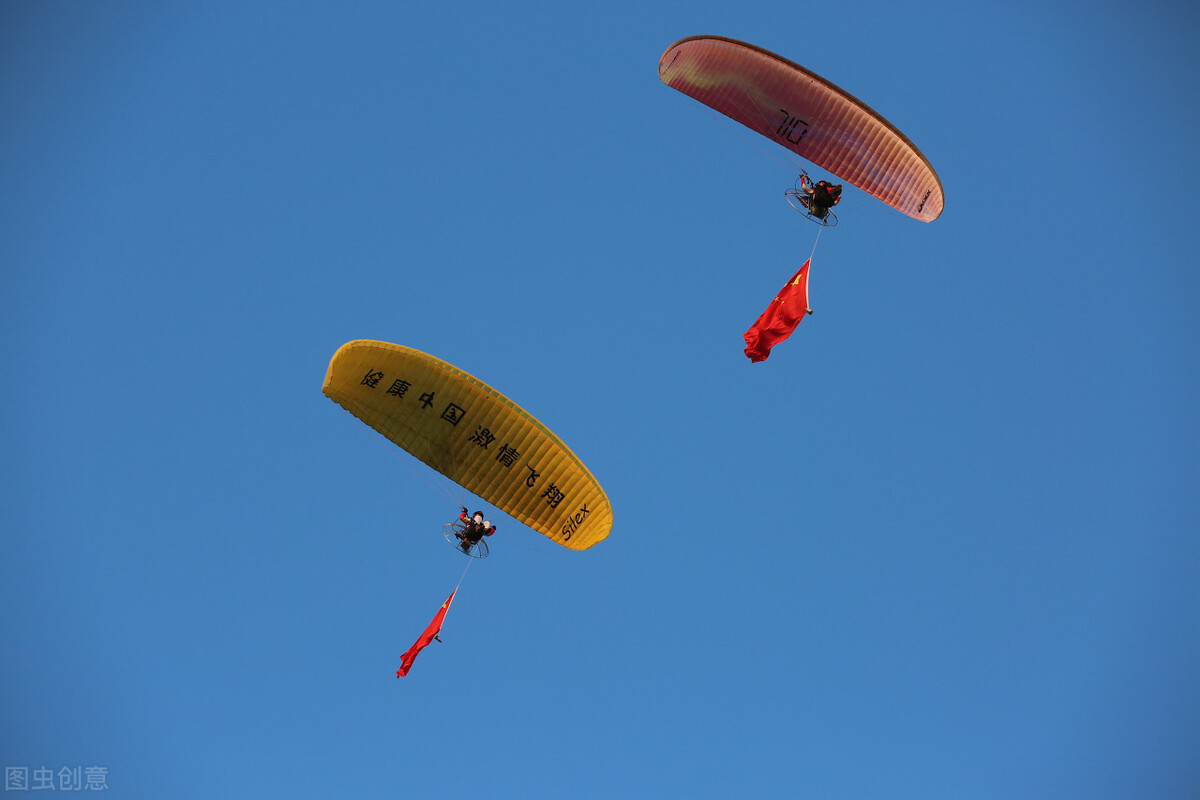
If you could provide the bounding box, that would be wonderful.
[3,1,1198,797]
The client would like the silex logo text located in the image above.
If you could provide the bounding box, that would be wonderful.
[560,503,591,541]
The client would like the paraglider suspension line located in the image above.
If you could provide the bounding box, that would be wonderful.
[455,552,473,592]
[384,444,461,507]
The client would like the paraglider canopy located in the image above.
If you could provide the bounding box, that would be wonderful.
[659,35,944,222]
[323,340,612,551]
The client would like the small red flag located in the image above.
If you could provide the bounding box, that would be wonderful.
[743,259,813,362]
[396,589,456,678]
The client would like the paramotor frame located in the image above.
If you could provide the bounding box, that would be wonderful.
[784,172,838,227]
[443,522,490,559]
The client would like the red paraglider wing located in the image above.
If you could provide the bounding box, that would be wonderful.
[659,35,944,222]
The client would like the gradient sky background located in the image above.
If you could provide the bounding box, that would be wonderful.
[3,1,1198,797]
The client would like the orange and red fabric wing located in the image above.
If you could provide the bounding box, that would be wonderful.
[659,35,943,222]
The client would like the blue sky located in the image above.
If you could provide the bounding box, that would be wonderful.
[3,1,1198,797]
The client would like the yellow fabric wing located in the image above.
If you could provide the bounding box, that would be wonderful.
[323,340,611,550]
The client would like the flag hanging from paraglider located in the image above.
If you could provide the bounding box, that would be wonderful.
[743,260,813,363]
[396,589,457,678]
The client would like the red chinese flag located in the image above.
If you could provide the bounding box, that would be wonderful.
[396,589,456,678]
[743,259,813,362]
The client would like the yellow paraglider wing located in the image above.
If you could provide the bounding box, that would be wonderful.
[322,340,612,550]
